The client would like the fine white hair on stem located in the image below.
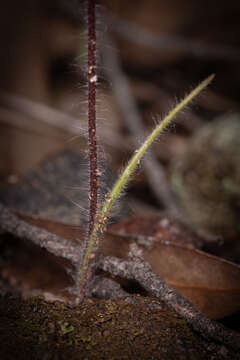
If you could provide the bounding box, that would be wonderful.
[67,198,89,216]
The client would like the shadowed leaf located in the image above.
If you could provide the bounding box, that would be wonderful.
[107,216,240,319]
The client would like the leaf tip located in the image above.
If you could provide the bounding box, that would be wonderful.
[206,73,215,84]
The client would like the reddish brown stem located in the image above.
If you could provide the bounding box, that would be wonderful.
[88,0,98,237]
[78,0,98,300]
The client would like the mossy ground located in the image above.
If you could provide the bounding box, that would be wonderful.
[0,294,237,360]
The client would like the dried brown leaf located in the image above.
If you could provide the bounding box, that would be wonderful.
[145,244,240,319]
[2,212,240,319]
[107,216,240,319]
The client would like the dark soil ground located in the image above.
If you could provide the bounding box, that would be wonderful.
[1,295,238,360]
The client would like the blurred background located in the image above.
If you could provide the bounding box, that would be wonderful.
[1,0,240,245]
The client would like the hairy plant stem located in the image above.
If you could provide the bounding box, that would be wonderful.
[78,74,214,299]
[88,0,97,236]
[79,0,98,300]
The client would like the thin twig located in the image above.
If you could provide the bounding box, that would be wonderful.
[0,92,132,150]
[99,254,240,352]
[0,92,86,133]
[105,10,240,61]
[102,35,178,215]
[0,204,80,264]
[1,203,239,353]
